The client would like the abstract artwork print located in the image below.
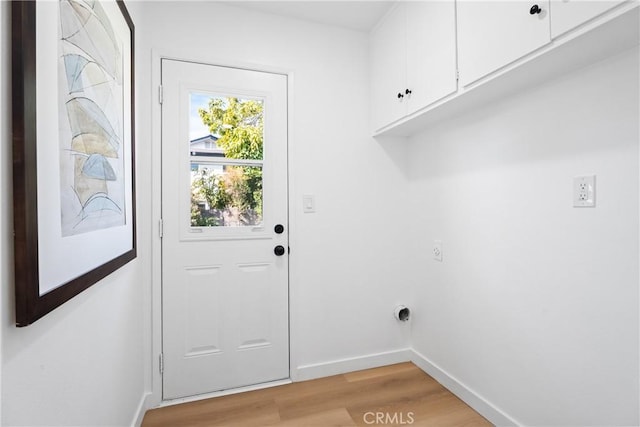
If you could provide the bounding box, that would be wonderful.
[59,0,126,236]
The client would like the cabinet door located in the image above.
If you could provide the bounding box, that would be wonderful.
[457,1,551,86]
[370,4,407,131]
[550,0,625,38]
[406,0,457,115]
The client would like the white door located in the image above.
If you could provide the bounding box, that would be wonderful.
[161,59,289,400]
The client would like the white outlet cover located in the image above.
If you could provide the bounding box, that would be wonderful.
[573,175,596,207]
[433,240,443,262]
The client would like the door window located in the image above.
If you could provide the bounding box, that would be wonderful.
[189,93,264,228]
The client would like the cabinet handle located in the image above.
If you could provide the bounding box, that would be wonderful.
[397,93,404,99]
[529,4,542,14]
[405,89,412,95]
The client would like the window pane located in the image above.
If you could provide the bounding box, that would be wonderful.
[190,163,263,227]
[189,93,264,161]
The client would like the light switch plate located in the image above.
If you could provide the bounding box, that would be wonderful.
[303,195,315,213]
[573,175,596,207]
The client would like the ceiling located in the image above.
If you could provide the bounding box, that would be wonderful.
[222,1,395,32]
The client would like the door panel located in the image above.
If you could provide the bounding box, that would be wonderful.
[406,0,457,114]
[550,0,625,38]
[370,4,407,131]
[457,1,551,86]
[161,59,289,400]
[183,265,222,358]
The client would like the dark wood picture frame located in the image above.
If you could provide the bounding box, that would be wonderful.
[12,0,136,326]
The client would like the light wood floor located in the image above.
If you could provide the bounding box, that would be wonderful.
[142,362,492,426]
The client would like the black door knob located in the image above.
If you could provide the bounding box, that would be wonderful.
[405,88,412,95]
[274,245,286,256]
[397,92,404,99]
[530,4,542,14]
[274,224,284,234]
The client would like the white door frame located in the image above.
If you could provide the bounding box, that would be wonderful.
[147,49,298,408]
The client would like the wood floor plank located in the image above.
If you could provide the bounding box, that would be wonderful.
[142,363,492,427]
[276,408,356,427]
[343,362,417,383]
[265,373,349,401]
[277,370,436,421]
[142,398,280,427]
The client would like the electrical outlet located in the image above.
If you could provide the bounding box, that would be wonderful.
[433,240,443,262]
[573,175,595,207]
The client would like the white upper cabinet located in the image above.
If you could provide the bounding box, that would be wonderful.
[370,0,637,136]
[550,0,626,38]
[406,1,458,116]
[371,1,457,132]
[371,4,407,131]
[457,1,551,86]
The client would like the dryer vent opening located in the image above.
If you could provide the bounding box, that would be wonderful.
[394,306,410,322]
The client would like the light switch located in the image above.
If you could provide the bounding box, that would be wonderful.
[303,195,315,213]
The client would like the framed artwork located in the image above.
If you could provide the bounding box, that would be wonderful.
[12,0,136,326]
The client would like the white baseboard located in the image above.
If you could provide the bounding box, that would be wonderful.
[410,349,520,426]
[292,348,412,382]
[130,391,153,427]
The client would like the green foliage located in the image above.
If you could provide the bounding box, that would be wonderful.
[199,97,263,160]
[191,202,218,227]
[223,166,262,212]
[192,168,232,210]
[190,168,229,226]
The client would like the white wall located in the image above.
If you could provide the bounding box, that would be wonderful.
[133,0,412,402]
[406,49,639,426]
[1,3,147,426]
